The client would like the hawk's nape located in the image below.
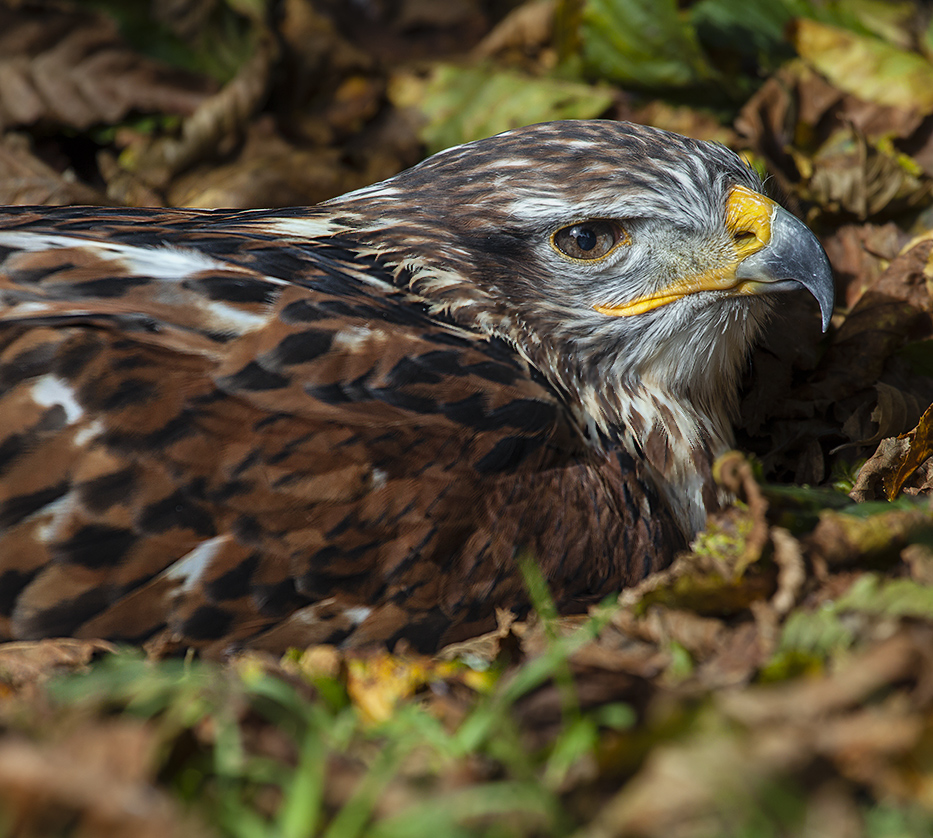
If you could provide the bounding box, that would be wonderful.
[0,120,834,655]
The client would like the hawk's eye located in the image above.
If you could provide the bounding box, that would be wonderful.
[552,220,624,261]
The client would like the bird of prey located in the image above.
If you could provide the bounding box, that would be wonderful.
[0,120,833,656]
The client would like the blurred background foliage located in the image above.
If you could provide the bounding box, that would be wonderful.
[5,0,933,206]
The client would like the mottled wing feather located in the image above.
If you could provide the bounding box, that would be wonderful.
[0,207,680,654]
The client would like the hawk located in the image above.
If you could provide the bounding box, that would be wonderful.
[0,120,833,655]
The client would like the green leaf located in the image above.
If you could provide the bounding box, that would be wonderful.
[838,0,920,49]
[580,0,716,89]
[369,782,557,838]
[834,574,933,619]
[592,702,636,731]
[773,574,933,671]
[865,801,933,838]
[87,0,258,82]
[778,606,857,659]
[322,737,414,838]
[690,0,797,66]
[277,727,326,838]
[792,19,933,113]
[399,65,614,154]
[544,715,598,788]
[924,14,933,61]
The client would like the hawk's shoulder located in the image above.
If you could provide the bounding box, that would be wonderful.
[0,206,677,653]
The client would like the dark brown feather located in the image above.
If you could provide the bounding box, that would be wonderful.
[0,120,832,655]
[0,205,678,654]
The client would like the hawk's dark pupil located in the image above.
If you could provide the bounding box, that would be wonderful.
[573,226,597,251]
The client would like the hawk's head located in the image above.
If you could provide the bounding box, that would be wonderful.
[319,120,834,533]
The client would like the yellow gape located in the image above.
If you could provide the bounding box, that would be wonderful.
[594,184,777,318]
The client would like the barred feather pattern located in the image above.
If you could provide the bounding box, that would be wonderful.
[0,121,800,655]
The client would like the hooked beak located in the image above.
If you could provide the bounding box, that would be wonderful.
[594,185,835,332]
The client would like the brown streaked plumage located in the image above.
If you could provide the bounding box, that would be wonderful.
[0,120,834,655]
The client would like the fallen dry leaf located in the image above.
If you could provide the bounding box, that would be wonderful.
[851,403,933,500]
[805,507,933,566]
[0,133,111,206]
[0,638,116,692]
[885,403,933,498]
[0,723,204,838]
[820,222,906,307]
[736,59,932,212]
[472,0,555,60]
[578,628,933,838]
[166,119,386,207]
[120,32,277,191]
[796,125,932,220]
[791,19,933,114]
[0,1,212,132]
[839,381,923,450]
[850,436,910,501]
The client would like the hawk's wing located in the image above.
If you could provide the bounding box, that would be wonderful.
[0,207,680,654]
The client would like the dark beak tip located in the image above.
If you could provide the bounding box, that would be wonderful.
[811,253,835,334]
[771,206,836,334]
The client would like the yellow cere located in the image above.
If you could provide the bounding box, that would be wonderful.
[725,184,774,258]
[594,184,776,318]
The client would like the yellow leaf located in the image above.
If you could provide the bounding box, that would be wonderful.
[885,403,933,499]
[793,19,933,113]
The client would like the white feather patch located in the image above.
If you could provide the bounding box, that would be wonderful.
[163,535,228,591]
[30,375,83,424]
[0,233,232,279]
[343,606,372,625]
[266,217,344,239]
[34,493,75,543]
[74,419,105,447]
